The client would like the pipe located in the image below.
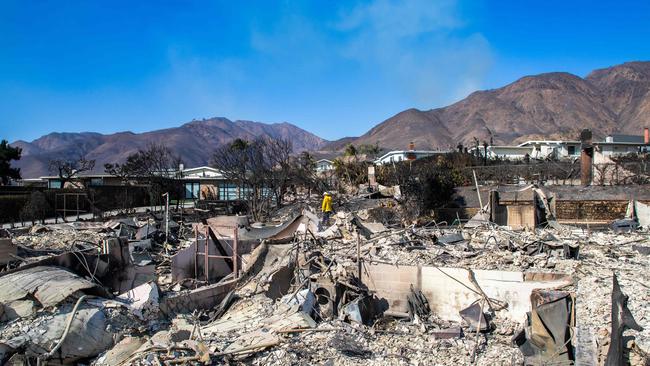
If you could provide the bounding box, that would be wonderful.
[38,295,88,365]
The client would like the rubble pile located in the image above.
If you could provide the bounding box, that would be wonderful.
[13,223,105,251]
[0,191,648,365]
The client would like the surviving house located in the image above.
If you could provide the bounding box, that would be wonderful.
[492,128,649,160]
[178,166,228,200]
[315,159,334,173]
[595,132,649,156]
[469,145,534,160]
[27,166,242,202]
[40,173,125,189]
[516,140,582,160]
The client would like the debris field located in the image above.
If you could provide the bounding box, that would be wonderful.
[0,189,649,366]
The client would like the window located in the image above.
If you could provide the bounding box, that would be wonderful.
[49,180,62,189]
[261,187,274,199]
[184,182,200,199]
[567,146,576,155]
[219,183,239,201]
[90,177,103,186]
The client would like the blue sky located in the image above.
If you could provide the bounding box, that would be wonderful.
[2,0,650,142]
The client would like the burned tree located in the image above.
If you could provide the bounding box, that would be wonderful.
[266,138,294,206]
[211,137,293,221]
[48,155,96,188]
[104,143,182,208]
[105,143,180,179]
[20,191,51,225]
[291,151,323,196]
[376,153,469,220]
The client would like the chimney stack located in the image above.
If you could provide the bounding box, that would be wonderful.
[408,142,415,151]
[644,127,649,145]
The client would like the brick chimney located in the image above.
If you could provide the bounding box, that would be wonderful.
[644,127,649,145]
[408,142,415,151]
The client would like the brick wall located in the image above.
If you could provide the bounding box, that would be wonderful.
[555,200,630,222]
[438,199,650,224]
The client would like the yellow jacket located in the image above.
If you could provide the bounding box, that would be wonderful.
[321,195,332,212]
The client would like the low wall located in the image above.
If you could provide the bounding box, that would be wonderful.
[555,200,634,223]
[442,199,650,225]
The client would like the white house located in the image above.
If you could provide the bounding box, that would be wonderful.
[177,166,237,200]
[374,150,448,165]
[180,166,224,179]
[595,134,647,157]
[315,159,334,173]
[471,132,648,161]
[517,140,581,160]
[469,145,534,160]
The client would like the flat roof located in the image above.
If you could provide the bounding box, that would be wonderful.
[606,134,644,143]
[480,146,534,150]
[181,166,222,172]
[38,173,115,179]
[376,150,450,161]
[517,140,581,147]
[595,141,646,146]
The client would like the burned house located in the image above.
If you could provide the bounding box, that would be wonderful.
[447,184,650,230]
[0,180,648,365]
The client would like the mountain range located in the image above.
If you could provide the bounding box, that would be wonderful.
[339,61,650,150]
[10,61,650,178]
[11,119,327,178]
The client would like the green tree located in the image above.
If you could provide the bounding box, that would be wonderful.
[358,143,381,158]
[344,144,358,157]
[0,140,22,185]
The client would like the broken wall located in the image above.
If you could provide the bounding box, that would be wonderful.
[171,239,235,283]
[361,262,572,323]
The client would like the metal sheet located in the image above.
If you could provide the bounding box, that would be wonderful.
[0,266,104,308]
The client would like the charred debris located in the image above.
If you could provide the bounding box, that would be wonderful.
[0,185,649,366]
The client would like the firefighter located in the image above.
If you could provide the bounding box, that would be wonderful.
[321,191,333,229]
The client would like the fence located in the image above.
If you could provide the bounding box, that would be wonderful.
[465,160,649,186]
[591,161,650,185]
[0,184,181,225]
